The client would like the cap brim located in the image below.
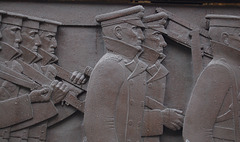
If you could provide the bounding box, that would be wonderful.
[126,19,145,28]
[151,27,167,34]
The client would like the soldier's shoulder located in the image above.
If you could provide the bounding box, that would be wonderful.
[207,58,232,72]
[201,58,233,82]
[95,53,123,68]
[92,53,125,75]
[99,53,123,62]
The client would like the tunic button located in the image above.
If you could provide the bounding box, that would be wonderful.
[137,121,142,127]
[129,79,134,85]
[162,83,166,89]
[148,83,152,88]
[130,99,134,106]
[128,120,133,126]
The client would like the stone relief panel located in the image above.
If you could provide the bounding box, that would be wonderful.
[0,2,239,142]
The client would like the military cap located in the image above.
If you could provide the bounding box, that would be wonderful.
[95,5,145,28]
[206,14,240,28]
[2,11,27,26]
[22,16,44,30]
[0,10,7,23]
[39,19,62,33]
[143,12,168,34]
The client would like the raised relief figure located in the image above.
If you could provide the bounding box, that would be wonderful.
[140,12,184,142]
[38,19,85,127]
[0,11,54,142]
[83,5,150,142]
[20,16,43,65]
[183,15,240,142]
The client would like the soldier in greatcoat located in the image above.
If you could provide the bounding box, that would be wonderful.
[183,15,240,142]
[83,5,173,142]
[140,12,184,142]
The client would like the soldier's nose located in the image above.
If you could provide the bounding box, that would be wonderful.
[16,31,22,43]
[160,41,167,48]
[52,38,57,48]
[137,28,145,41]
[35,35,42,47]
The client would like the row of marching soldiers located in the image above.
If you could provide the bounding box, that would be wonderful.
[0,10,90,141]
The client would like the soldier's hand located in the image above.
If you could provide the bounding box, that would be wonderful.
[51,80,69,104]
[71,71,88,85]
[162,108,184,131]
[29,86,52,103]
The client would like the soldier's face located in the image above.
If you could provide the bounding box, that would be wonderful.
[1,24,22,49]
[21,27,41,53]
[227,29,240,49]
[121,23,144,49]
[144,29,167,53]
[39,31,57,54]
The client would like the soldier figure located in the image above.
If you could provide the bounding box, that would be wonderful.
[0,11,53,142]
[83,5,172,142]
[38,19,61,66]
[183,15,240,142]
[38,18,89,142]
[20,16,43,64]
[83,5,146,142]
[140,12,184,142]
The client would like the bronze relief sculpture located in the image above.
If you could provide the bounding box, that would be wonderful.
[0,3,239,142]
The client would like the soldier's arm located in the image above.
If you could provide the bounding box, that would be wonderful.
[0,95,33,128]
[84,57,124,142]
[0,86,53,129]
[183,63,232,142]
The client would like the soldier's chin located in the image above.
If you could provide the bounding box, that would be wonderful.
[157,49,163,54]
[49,49,55,54]
[14,43,20,49]
[135,45,142,51]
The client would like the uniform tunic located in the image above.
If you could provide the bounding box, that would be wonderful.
[183,41,240,142]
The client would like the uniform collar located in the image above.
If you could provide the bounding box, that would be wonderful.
[139,45,160,65]
[38,48,58,65]
[127,59,148,80]
[103,36,141,60]
[0,41,22,61]
[211,40,240,66]
[19,45,41,64]
[147,63,169,83]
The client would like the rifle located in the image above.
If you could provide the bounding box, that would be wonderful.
[17,59,85,112]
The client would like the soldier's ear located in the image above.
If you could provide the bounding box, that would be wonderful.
[114,26,122,40]
[221,32,229,46]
